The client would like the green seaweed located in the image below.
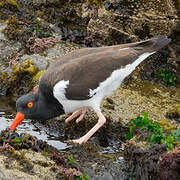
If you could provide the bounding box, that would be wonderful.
[126,112,180,150]
[68,155,90,180]
[14,137,21,143]
[156,69,177,86]
[74,173,90,180]
[68,155,78,167]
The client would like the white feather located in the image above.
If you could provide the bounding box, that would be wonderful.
[53,80,69,100]
[53,52,155,113]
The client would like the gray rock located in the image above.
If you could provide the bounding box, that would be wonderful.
[95,172,114,180]
[0,22,21,71]
[20,54,49,70]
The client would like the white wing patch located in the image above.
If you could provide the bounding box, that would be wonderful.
[53,80,69,100]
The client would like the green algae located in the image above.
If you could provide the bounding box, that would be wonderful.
[2,16,22,41]
[22,59,37,75]
[32,70,45,82]
[125,112,180,150]
[156,69,177,86]
[0,59,40,96]
[0,0,20,9]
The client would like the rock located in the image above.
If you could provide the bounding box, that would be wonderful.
[0,149,59,180]
[166,104,180,122]
[87,0,179,45]
[0,21,21,72]
[0,129,84,179]
[20,54,48,71]
[95,172,114,180]
[160,147,180,180]
[124,139,167,180]
[0,21,7,41]
[174,0,180,17]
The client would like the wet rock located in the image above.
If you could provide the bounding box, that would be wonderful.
[0,60,38,96]
[61,26,95,47]
[0,1,179,179]
[0,20,7,40]
[85,1,180,84]
[124,139,167,180]
[95,172,114,180]
[160,147,180,180]
[0,129,84,179]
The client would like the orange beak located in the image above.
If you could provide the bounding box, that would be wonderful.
[9,112,25,131]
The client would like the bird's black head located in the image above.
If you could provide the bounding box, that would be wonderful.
[16,94,38,119]
[9,92,65,131]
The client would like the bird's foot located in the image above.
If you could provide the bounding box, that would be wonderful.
[65,107,88,124]
[65,111,106,145]
[65,137,88,145]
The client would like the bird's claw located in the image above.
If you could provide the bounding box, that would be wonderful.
[64,137,87,145]
[65,108,88,124]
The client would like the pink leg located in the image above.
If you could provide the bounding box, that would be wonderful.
[65,107,88,124]
[66,111,106,144]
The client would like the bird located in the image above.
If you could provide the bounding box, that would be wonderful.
[9,36,171,144]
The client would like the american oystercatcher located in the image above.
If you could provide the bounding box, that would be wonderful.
[9,36,171,144]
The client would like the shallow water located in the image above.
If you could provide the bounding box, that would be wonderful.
[0,116,71,150]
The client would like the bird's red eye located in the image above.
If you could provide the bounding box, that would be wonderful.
[27,102,34,108]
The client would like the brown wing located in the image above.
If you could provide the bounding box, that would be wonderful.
[48,49,139,100]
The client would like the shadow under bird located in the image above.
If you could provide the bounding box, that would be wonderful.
[9,36,171,144]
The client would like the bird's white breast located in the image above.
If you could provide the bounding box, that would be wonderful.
[53,52,154,113]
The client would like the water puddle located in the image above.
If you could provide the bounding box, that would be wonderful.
[0,116,71,150]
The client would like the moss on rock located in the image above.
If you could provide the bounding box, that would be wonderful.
[0,59,41,96]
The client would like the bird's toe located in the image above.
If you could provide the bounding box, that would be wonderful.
[65,137,87,144]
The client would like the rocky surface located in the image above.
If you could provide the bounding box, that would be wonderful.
[160,147,180,180]
[87,0,179,45]
[0,129,84,180]
[0,21,21,72]
[124,139,167,180]
[0,150,58,180]
[0,0,180,179]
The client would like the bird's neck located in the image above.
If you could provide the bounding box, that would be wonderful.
[37,90,65,120]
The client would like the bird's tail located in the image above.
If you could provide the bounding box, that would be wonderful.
[132,35,171,53]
